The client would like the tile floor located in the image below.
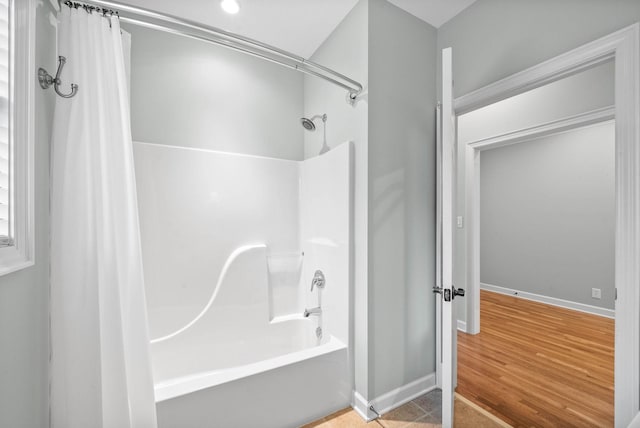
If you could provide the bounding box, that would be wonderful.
[301,389,510,428]
[301,389,442,428]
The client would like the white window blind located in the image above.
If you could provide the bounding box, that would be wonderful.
[0,0,34,275]
[0,0,10,245]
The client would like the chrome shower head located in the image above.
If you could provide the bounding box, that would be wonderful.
[301,114,330,155]
[300,114,327,132]
[301,117,316,131]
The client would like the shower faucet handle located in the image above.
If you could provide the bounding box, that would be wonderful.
[310,270,325,292]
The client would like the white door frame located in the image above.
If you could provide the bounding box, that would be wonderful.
[456,24,640,427]
[435,51,460,426]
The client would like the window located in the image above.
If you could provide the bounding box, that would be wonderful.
[0,0,11,245]
[0,0,34,275]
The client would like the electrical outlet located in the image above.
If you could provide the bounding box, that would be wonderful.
[591,288,602,299]
[457,216,464,229]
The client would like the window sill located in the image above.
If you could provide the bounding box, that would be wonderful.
[0,245,34,276]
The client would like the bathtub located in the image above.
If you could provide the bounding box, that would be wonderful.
[145,244,351,427]
[153,322,345,401]
[153,326,350,428]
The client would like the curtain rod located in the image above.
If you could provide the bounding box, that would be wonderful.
[67,0,363,104]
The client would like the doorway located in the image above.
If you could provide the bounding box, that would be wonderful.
[436,23,640,428]
[456,117,616,426]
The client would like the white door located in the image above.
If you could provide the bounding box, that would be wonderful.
[436,47,464,428]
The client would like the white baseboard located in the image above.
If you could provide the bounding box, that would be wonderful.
[373,373,437,416]
[481,283,615,319]
[629,411,640,428]
[352,373,437,421]
[352,391,376,422]
[457,320,467,332]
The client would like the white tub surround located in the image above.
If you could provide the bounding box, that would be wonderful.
[300,143,352,346]
[134,141,353,428]
[133,143,301,339]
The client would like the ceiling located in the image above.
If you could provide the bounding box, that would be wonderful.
[119,0,476,58]
[388,0,477,29]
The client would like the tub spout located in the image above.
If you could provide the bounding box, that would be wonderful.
[304,307,322,317]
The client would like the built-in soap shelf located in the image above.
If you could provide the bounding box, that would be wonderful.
[269,313,308,324]
[267,251,304,321]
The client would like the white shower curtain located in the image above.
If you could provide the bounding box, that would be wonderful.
[50,7,157,428]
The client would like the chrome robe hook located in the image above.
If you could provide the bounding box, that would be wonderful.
[38,56,79,98]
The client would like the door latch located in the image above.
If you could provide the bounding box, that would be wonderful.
[434,286,452,301]
[452,285,465,299]
[434,285,465,302]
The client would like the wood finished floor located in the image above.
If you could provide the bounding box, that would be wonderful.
[457,290,614,428]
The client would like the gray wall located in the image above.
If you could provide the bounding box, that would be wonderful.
[368,0,437,398]
[438,0,640,98]
[480,121,615,309]
[0,2,54,427]
[304,0,370,399]
[127,25,304,161]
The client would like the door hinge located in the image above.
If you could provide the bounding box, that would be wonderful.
[615,288,617,300]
